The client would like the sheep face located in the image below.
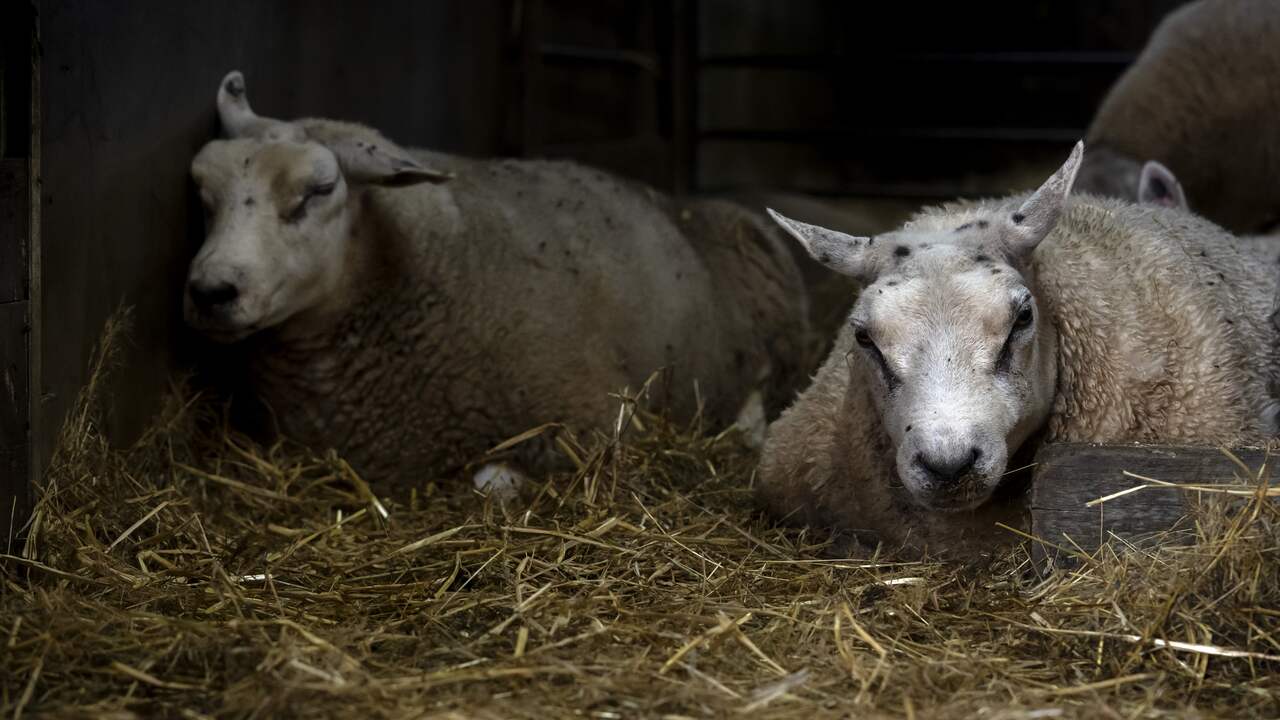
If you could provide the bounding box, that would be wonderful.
[769,142,1083,511]
[187,140,351,342]
[184,71,452,343]
[846,240,1054,511]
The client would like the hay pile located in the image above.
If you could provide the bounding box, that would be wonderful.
[3,319,1280,719]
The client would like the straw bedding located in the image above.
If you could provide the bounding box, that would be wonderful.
[2,315,1279,719]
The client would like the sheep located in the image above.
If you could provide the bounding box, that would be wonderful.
[759,142,1277,558]
[1134,159,1280,432]
[1073,0,1280,235]
[185,71,810,491]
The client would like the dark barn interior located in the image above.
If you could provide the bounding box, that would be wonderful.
[1,0,1187,537]
[7,2,1280,717]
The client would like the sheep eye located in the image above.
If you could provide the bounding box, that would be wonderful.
[283,182,336,223]
[853,326,899,390]
[1013,305,1034,330]
[307,181,336,198]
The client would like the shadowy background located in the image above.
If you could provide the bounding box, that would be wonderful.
[0,0,1189,541]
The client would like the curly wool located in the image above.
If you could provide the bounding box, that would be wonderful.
[758,194,1276,558]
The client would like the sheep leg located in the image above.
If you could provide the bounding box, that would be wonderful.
[472,462,528,501]
[733,389,768,448]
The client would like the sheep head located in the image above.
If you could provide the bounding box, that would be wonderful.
[768,142,1083,512]
[185,71,451,342]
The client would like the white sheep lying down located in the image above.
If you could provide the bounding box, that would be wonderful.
[760,143,1277,558]
[185,71,809,490]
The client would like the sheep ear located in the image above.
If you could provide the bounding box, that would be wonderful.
[216,70,305,142]
[1138,160,1188,210]
[326,136,453,187]
[767,208,875,281]
[1005,140,1084,258]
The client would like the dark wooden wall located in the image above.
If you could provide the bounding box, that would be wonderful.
[507,0,693,191]
[35,0,508,486]
[695,0,1190,198]
[3,0,1201,545]
[1,2,35,550]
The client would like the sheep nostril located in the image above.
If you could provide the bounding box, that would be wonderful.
[189,280,240,311]
[915,448,980,483]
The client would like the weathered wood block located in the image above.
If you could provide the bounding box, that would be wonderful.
[1030,443,1271,564]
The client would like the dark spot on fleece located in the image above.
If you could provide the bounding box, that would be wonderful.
[956,220,991,232]
[974,254,991,264]
[886,280,898,287]
[819,252,832,263]
[905,425,913,433]
[868,236,876,245]
[991,268,1002,275]
[243,197,256,207]
[894,246,910,258]
[1011,212,1025,224]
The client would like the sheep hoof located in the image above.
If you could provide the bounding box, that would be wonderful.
[472,462,527,501]
[734,390,767,449]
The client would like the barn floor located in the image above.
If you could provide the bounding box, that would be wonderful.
[3,318,1279,719]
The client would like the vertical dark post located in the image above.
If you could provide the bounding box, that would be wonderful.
[517,0,544,157]
[0,0,37,552]
[667,0,697,195]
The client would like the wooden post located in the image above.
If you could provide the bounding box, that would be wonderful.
[0,0,36,552]
[1030,443,1271,565]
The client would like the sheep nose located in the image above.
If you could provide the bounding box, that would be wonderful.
[915,447,981,483]
[189,280,240,311]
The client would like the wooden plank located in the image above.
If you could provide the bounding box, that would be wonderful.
[1030,443,1270,564]
[0,300,29,551]
[0,160,25,303]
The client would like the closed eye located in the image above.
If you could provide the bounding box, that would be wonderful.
[996,303,1034,373]
[853,325,900,391]
[283,181,337,224]
[308,181,336,198]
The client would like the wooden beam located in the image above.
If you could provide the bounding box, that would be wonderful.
[1030,443,1271,564]
[0,160,25,302]
[0,300,28,552]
